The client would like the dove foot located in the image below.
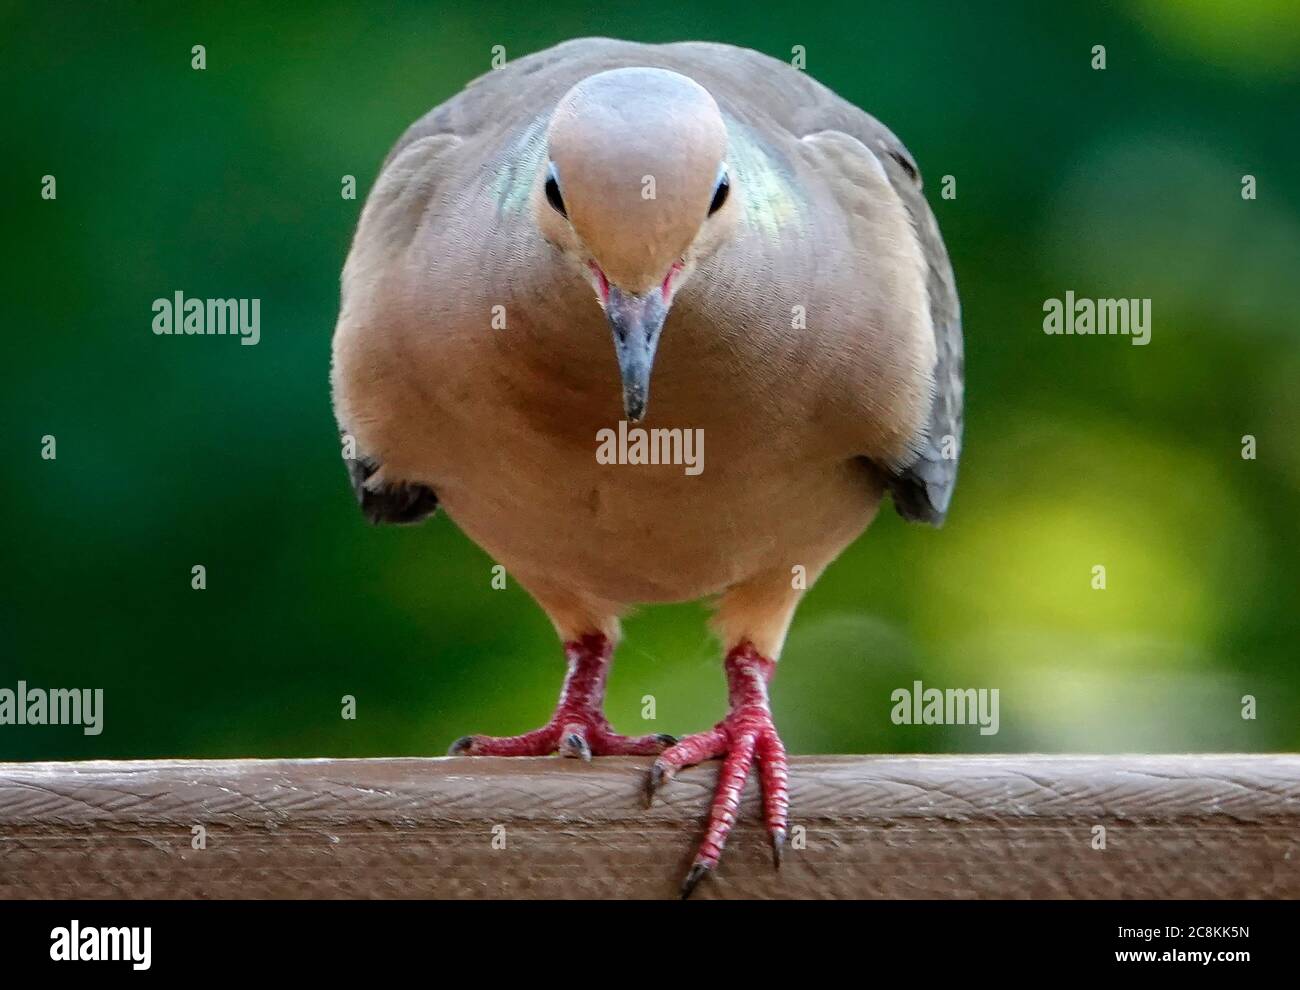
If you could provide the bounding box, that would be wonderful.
[645,641,788,898]
[448,633,675,759]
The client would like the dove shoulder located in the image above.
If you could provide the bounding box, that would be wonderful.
[819,118,963,526]
[664,41,963,524]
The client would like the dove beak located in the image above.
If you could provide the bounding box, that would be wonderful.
[602,282,669,424]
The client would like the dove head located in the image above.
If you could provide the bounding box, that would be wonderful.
[537,66,736,422]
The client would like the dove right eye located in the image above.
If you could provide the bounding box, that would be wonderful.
[544,166,567,217]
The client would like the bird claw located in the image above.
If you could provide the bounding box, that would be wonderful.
[559,728,593,761]
[447,735,476,756]
[650,642,788,894]
[447,635,677,759]
[644,762,671,808]
[681,861,712,899]
[771,826,786,870]
[450,723,672,758]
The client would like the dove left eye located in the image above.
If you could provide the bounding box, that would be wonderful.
[708,172,730,215]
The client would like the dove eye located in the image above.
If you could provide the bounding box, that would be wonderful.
[708,171,730,215]
[544,164,567,218]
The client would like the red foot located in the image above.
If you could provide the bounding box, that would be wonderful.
[449,634,674,759]
[646,641,788,897]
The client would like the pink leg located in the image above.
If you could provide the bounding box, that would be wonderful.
[449,634,674,758]
[647,641,790,897]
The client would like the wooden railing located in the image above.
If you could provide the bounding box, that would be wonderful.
[2,755,1297,898]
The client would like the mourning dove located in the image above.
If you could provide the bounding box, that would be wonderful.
[331,38,963,896]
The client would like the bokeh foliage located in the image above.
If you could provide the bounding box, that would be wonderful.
[3,1,1298,760]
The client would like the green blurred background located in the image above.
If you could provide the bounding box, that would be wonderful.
[4,1,1298,761]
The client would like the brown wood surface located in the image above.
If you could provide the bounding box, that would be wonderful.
[1,755,1297,899]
